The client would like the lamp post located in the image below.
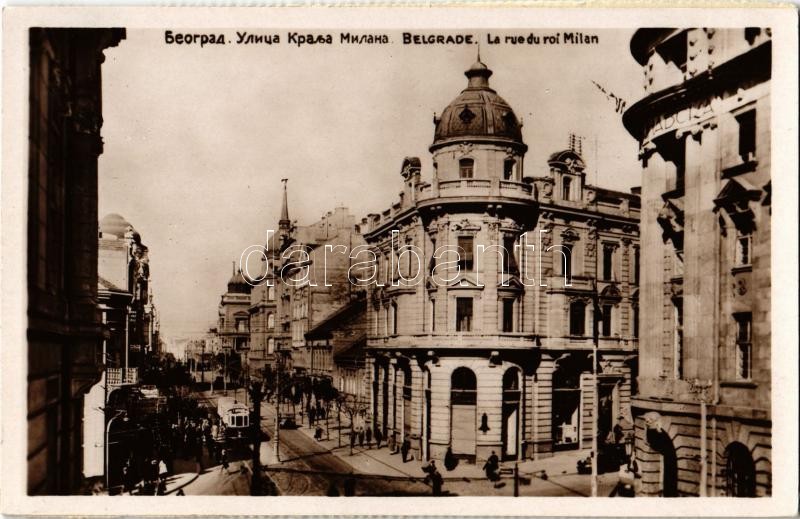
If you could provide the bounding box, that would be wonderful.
[248,380,264,495]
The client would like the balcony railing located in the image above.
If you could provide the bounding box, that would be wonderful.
[417,178,534,203]
[107,367,138,386]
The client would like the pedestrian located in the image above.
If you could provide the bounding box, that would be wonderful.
[483,450,500,487]
[358,428,365,448]
[400,438,410,462]
[444,446,458,471]
[159,458,169,480]
[365,427,372,449]
[374,426,383,449]
[349,429,356,452]
[309,406,316,426]
[315,426,323,441]
[220,449,229,473]
[343,478,356,496]
[423,460,443,496]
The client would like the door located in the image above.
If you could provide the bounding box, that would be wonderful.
[451,405,477,456]
[502,403,518,458]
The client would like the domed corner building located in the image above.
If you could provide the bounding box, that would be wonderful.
[218,263,253,359]
[360,57,641,465]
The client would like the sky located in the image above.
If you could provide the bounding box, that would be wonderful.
[98,28,644,342]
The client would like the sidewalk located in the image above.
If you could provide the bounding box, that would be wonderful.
[289,411,619,496]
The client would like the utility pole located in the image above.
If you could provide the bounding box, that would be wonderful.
[591,227,601,498]
[273,359,281,462]
[249,380,264,495]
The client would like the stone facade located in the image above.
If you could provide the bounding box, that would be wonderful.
[27,28,125,495]
[623,28,772,496]
[363,59,640,464]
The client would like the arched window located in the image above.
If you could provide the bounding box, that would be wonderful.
[267,286,275,301]
[562,176,572,200]
[267,313,275,329]
[725,442,756,497]
[459,158,474,179]
[451,367,477,405]
[267,338,274,354]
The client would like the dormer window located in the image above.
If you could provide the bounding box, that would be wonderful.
[562,176,572,200]
[459,158,474,179]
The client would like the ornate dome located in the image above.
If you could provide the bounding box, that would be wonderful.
[100,213,134,239]
[431,58,525,152]
[227,268,252,294]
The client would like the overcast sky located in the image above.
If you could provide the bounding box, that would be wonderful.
[98,28,643,342]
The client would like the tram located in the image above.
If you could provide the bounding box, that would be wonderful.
[216,397,250,443]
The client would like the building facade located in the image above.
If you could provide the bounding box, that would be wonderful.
[623,28,772,496]
[27,28,125,495]
[362,59,640,463]
[217,265,252,385]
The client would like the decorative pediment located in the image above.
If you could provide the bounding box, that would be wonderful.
[497,275,524,291]
[599,283,622,302]
[713,177,762,234]
[445,273,483,289]
[656,197,684,250]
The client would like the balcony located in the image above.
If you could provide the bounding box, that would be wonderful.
[417,178,535,205]
[107,368,138,386]
[368,332,538,351]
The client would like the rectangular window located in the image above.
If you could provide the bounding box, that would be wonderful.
[560,244,572,283]
[735,233,752,267]
[502,299,514,332]
[456,297,473,332]
[634,247,640,285]
[459,158,474,179]
[430,299,436,332]
[633,305,639,338]
[563,177,572,200]
[736,109,756,162]
[392,303,398,335]
[601,304,613,337]
[503,159,515,180]
[503,236,518,274]
[602,245,614,281]
[570,301,585,336]
[735,313,752,380]
[458,236,474,271]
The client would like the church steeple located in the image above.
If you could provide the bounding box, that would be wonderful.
[279,178,291,241]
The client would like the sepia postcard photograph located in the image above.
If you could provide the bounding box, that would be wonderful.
[1,5,798,517]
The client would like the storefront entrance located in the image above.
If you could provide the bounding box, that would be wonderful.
[450,367,477,458]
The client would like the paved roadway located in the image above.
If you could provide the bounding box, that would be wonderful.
[260,403,433,496]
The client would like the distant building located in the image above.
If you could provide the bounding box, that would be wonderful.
[361,58,640,463]
[27,28,125,495]
[97,213,158,384]
[623,28,772,496]
[216,264,252,384]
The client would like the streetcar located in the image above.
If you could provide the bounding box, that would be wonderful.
[216,396,250,443]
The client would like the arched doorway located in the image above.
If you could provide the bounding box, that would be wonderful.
[725,442,756,497]
[450,367,477,458]
[647,428,678,497]
[501,367,521,460]
[552,360,582,450]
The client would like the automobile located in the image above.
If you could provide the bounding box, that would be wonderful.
[140,385,159,399]
[279,417,298,429]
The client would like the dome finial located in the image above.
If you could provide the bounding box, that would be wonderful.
[465,51,492,88]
